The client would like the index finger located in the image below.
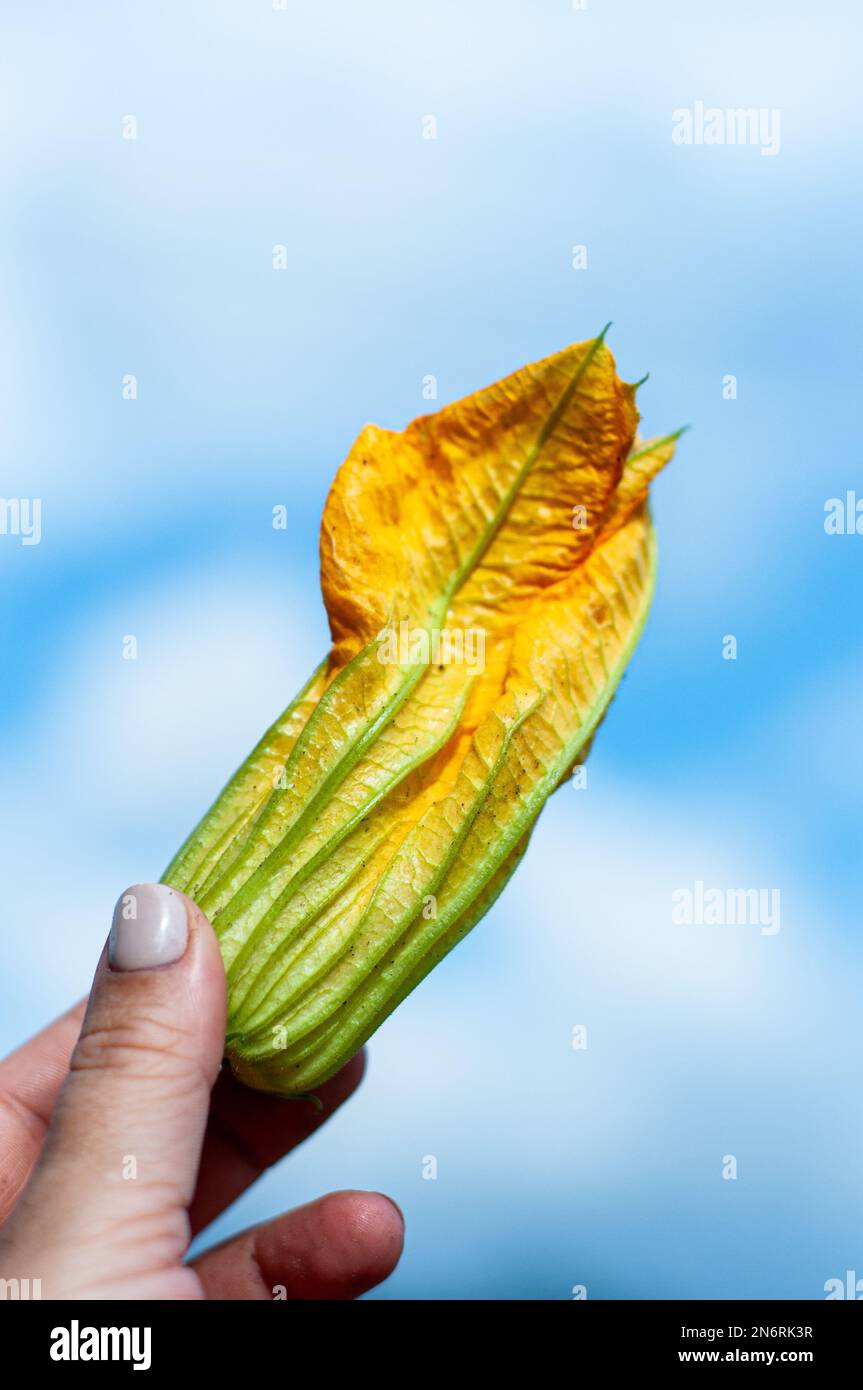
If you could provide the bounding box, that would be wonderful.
[0,1000,86,1226]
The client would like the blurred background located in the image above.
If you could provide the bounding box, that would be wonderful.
[1,0,860,1298]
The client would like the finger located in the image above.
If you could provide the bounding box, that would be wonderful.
[0,884,225,1298]
[0,1001,86,1226]
[192,1191,404,1300]
[190,1052,366,1234]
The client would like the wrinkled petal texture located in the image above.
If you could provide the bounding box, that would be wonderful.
[164,335,680,1094]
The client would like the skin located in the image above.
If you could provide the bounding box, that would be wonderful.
[0,890,404,1300]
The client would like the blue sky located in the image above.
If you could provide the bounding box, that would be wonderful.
[1,0,861,1298]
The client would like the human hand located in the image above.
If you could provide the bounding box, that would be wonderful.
[0,884,404,1300]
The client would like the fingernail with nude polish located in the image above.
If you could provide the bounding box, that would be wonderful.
[108,883,189,971]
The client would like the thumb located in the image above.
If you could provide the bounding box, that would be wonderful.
[2,883,226,1299]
